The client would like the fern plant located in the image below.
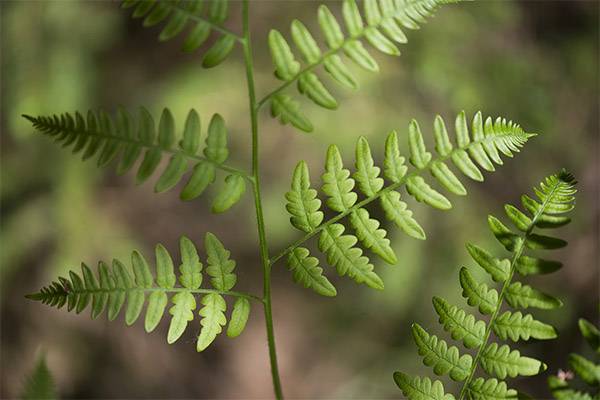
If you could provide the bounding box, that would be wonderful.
[23,0,541,398]
[549,306,600,400]
[394,170,576,399]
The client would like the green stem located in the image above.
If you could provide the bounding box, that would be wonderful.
[241,1,284,398]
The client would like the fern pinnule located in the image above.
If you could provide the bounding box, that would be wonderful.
[281,111,533,295]
[23,108,248,211]
[265,0,463,132]
[122,0,238,64]
[26,234,255,351]
[394,170,576,399]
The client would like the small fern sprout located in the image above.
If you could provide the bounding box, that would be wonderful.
[549,305,600,400]
[276,111,534,295]
[394,170,577,399]
[26,234,258,352]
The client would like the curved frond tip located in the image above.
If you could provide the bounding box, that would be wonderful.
[23,107,247,212]
[280,111,533,294]
[26,234,252,351]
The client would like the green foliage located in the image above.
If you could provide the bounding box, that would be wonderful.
[122,0,237,64]
[26,235,252,351]
[395,170,576,399]
[22,108,247,210]
[281,111,533,294]
[20,352,58,400]
[266,0,461,131]
[549,309,600,400]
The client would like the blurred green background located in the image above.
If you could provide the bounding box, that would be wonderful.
[1,1,598,398]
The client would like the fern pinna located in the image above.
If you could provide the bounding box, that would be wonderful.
[22,108,247,212]
[394,170,577,399]
[278,111,533,295]
[265,0,459,132]
[549,308,600,400]
[26,234,254,352]
[122,0,238,66]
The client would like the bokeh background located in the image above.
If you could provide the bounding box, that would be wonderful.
[1,0,598,398]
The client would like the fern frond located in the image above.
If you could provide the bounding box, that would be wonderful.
[263,0,462,131]
[23,108,248,211]
[394,171,576,399]
[26,235,256,351]
[121,0,239,66]
[277,111,533,294]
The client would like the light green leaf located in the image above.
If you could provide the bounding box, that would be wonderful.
[167,292,196,344]
[205,232,236,291]
[321,144,357,212]
[298,72,338,109]
[408,119,432,168]
[318,5,344,49]
[155,243,176,289]
[211,174,246,213]
[480,343,547,379]
[430,161,466,196]
[488,215,521,252]
[99,261,121,321]
[285,160,323,232]
[493,311,558,341]
[354,136,383,196]
[504,282,563,310]
[406,176,452,210]
[145,291,168,333]
[459,267,498,315]
[196,293,227,352]
[383,130,407,183]
[269,29,301,81]
[364,27,400,55]
[323,55,358,90]
[286,247,336,296]
[349,208,397,264]
[466,243,510,282]
[468,111,495,171]
[393,373,455,400]
[318,224,384,290]
[342,0,363,37]
[515,255,562,275]
[291,19,321,64]
[82,263,105,320]
[227,297,251,338]
[433,297,485,349]
[380,191,425,240]
[504,204,532,231]
[412,323,472,381]
[466,378,519,400]
[568,353,600,385]
[271,93,313,132]
[178,235,203,289]
[343,40,379,72]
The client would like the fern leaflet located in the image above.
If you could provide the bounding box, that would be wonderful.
[278,111,533,295]
[23,108,249,212]
[26,234,257,351]
[394,170,576,399]
[263,0,463,131]
[121,0,239,66]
